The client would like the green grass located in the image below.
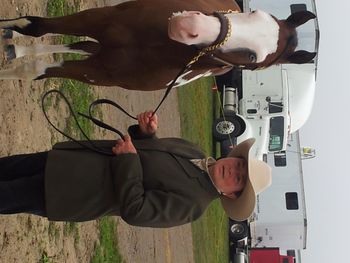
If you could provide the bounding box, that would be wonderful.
[91,218,124,263]
[177,78,229,263]
[177,77,215,154]
[47,0,79,17]
[40,251,53,263]
[191,200,229,263]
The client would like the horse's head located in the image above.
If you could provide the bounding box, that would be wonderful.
[168,9,317,69]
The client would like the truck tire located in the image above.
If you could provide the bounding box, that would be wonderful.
[229,221,248,242]
[213,115,245,141]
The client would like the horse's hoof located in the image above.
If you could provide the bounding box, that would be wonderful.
[2,29,13,39]
[5,44,16,60]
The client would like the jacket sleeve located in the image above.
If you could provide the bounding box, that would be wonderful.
[111,153,204,228]
[127,125,157,140]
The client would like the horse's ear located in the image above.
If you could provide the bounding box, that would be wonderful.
[286,11,316,28]
[286,50,316,64]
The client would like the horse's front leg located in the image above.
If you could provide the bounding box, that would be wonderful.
[0,7,117,39]
[0,60,62,80]
[3,41,100,60]
[0,17,36,36]
[0,58,115,86]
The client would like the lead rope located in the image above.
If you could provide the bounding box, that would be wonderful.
[42,90,116,156]
[41,63,191,156]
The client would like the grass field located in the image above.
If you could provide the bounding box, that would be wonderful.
[90,218,125,263]
[177,78,229,263]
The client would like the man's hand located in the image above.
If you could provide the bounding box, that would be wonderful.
[112,135,137,155]
[137,111,158,136]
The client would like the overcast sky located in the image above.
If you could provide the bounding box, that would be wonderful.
[299,1,349,262]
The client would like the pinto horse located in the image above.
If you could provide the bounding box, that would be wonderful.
[0,0,316,91]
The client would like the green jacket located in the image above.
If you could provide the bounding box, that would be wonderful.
[44,126,219,227]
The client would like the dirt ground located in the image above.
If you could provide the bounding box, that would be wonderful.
[0,0,194,262]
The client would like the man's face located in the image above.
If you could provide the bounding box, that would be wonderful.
[209,157,248,199]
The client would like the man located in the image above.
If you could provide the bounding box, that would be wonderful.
[0,111,271,227]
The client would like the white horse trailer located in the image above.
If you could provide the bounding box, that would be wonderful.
[250,131,307,250]
[229,132,308,263]
[214,0,320,160]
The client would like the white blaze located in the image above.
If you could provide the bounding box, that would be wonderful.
[222,10,280,63]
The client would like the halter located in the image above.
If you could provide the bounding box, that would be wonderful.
[187,10,237,66]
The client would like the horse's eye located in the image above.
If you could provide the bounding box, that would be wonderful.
[249,53,257,63]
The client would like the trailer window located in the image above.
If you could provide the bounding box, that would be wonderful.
[274,151,287,167]
[269,117,284,151]
[283,258,290,263]
[285,192,299,210]
[290,4,307,13]
[268,102,283,113]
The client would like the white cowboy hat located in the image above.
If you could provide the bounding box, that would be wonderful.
[220,138,272,221]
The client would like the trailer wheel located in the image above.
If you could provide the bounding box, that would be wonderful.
[229,222,248,242]
[213,115,245,141]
